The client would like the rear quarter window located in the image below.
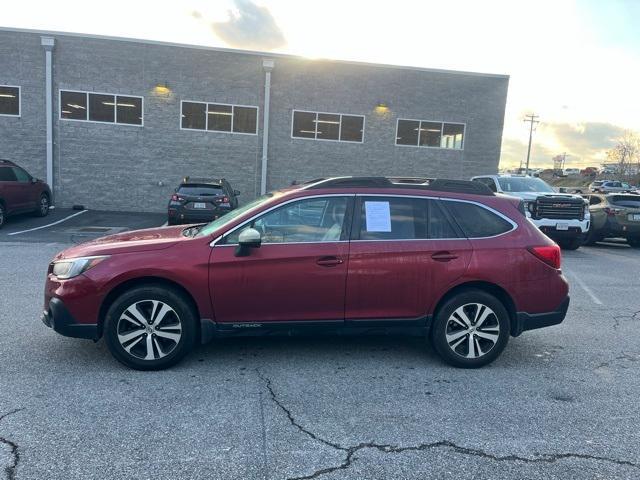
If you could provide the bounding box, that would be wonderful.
[443,201,514,238]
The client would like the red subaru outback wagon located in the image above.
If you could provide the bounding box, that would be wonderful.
[43,177,569,370]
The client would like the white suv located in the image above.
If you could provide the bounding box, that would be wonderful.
[472,175,590,250]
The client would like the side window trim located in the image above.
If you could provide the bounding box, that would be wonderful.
[217,194,355,246]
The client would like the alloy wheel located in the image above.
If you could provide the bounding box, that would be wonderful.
[445,303,500,358]
[116,300,183,360]
[0,205,4,227]
[40,195,49,215]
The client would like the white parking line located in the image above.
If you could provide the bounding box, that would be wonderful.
[7,210,88,236]
[564,267,603,305]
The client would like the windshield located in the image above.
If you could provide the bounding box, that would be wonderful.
[196,193,275,237]
[497,177,555,193]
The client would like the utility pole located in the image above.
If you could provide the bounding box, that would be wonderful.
[523,113,540,175]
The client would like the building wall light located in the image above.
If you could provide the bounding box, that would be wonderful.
[375,102,389,114]
[154,83,171,95]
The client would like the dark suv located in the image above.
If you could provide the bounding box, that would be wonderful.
[0,159,51,228]
[167,177,240,225]
[43,177,569,370]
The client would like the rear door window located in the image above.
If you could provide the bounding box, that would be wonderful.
[443,201,514,238]
[356,197,459,240]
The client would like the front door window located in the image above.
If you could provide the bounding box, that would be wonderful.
[224,196,349,244]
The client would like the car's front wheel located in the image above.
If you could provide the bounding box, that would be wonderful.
[35,193,50,217]
[104,285,197,370]
[431,290,510,368]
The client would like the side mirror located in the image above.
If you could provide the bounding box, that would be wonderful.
[233,189,241,196]
[235,228,261,256]
[31,177,37,184]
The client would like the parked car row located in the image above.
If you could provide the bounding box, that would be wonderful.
[471,174,589,250]
[0,159,51,228]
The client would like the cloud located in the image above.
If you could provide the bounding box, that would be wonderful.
[501,122,628,168]
[210,0,286,51]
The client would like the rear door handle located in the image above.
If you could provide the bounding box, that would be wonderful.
[316,256,344,267]
[431,251,458,262]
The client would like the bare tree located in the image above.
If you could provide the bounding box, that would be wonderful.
[606,131,640,177]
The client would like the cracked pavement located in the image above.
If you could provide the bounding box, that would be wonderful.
[1,241,639,479]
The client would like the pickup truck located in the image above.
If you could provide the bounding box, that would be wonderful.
[471,174,589,250]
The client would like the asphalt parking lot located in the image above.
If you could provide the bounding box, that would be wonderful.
[0,208,166,244]
[1,231,639,479]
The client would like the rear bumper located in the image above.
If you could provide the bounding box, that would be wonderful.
[42,297,99,340]
[512,296,570,337]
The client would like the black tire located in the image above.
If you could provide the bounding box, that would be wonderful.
[583,223,601,246]
[431,289,510,368]
[35,193,50,217]
[559,237,582,250]
[627,237,640,249]
[104,285,197,370]
[0,202,5,229]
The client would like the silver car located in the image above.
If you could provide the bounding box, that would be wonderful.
[594,181,632,193]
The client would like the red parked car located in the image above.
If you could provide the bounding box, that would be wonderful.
[43,177,569,370]
[0,159,51,228]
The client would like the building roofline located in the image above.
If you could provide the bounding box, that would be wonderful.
[0,25,510,80]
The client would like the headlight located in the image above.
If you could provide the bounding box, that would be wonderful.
[523,201,535,217]
[51,256,109,279]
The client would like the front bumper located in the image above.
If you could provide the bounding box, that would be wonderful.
[512,296,570,337]
[168,207,231,224]
[42,297,99,340]
[532,217,590,234]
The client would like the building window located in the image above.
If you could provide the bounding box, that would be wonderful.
[181,101,258,135]
[60,90,143,125]
[291,110,364,143]
[396,119,465,149]
[0,86,20,117]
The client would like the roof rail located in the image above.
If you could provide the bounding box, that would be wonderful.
[303,176,494,195]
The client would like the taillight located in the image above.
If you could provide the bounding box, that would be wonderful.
[170,194,184,202]
[528,245,561,269]
[216,196,230,203]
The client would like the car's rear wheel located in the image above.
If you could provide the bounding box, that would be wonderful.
[431,290,510,368]
[35,193,50,217]
[104,285,197,370]
[0,203,5,229]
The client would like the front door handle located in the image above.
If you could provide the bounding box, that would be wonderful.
[431,251,458,262]
[316,256,343,267]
